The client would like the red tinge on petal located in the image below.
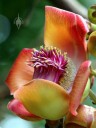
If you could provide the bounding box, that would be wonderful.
[69,60,91,116]
[6,48,34,94]
[8,99,42,121]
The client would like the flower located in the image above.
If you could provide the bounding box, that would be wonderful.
[6,6,90,121]
[64,104,96,128]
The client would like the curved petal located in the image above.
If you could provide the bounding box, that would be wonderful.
[44,6,89,69]
[8,99,42,121]
[6,48,34,94]
[69,61,91,116]
[14,79,69,120]
[65,105,95,128]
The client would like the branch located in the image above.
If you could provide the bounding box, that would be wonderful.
[45,119,63,128]
[50,0,87,18]
[89,89,96,104]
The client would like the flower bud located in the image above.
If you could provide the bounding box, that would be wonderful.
[88,31,96,56]
[64,105,96,128]
[88,5,96,24]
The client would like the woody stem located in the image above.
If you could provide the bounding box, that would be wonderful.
[45,119,64,128]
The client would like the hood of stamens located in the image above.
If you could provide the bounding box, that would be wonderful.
[28,46,76,91]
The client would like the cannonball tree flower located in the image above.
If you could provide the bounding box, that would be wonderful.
[6,6,91,121]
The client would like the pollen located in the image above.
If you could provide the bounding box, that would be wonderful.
[28,46,76,91]
[59,58,76,91]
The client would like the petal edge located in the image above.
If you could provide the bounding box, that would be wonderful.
[8,99,42,121]
[6,48,34,94]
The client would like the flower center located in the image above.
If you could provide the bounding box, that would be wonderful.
[29,46,76,90]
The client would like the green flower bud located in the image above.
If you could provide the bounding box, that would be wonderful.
[88,5,96,24]
[88,31,96,56]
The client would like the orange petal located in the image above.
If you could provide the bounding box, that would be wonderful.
[8,99,42,121]
[14,79,69,120]
[69,61,91,116]
[6,48,34,94]
[44,6,88,69]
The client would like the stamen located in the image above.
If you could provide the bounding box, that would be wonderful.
[28,46,76,91]
[59,58,76,91]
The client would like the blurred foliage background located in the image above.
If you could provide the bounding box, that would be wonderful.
[0,0,96,128]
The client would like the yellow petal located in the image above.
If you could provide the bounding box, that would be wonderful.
[14,79,69,120]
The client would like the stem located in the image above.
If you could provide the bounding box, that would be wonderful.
[89,89,96,104]
[45,119,63,128]
[90,68,96,77]
[50,0,87,18]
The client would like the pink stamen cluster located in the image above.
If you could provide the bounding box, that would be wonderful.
[29,47,68,84]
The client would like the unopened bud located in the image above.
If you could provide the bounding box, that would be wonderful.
[88,5,96,24]
[88,31,96,56]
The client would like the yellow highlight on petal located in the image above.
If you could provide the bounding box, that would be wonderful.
[14,79,69,120]
[44,6,88,69]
